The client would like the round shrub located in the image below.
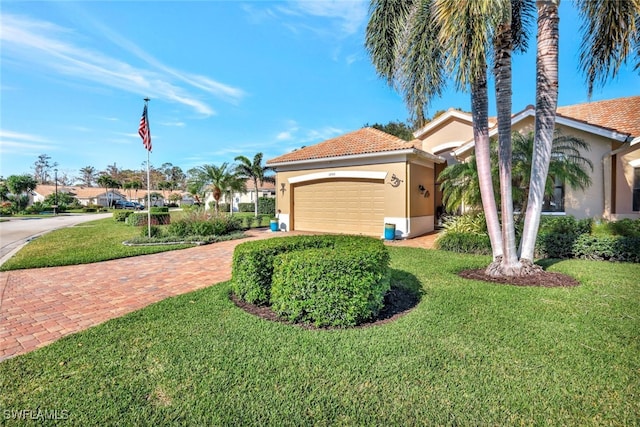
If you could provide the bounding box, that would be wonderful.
[270,241,390,327]
[231,235,390,327]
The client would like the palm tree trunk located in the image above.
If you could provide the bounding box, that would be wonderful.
[253,178,259,218]
[520,0,560,267]
[471,70,503,263]
[492,18,520,276]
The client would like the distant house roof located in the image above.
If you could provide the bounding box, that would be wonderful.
[267,127,433,165]
[244,178,276,191]
[33,185,124,199]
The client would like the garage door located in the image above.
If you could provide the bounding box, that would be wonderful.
[293,178,385,236]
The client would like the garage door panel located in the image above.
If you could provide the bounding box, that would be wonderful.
[293,179,384,236]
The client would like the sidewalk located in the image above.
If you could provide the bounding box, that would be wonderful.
[0,230,439,362]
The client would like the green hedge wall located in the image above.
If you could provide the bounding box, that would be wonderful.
[113,211,133,222]
[126,212,171,226]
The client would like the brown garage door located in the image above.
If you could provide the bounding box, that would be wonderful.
[292,178,385,236]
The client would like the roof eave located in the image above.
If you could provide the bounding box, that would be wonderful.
[267,148,445,168]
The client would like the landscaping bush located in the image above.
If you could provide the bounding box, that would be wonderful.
[150,206,169,213]
[538,215,592,235]
[441,213,488,235]
[232,235,337,304]
[166,212,241,237]
[270,238,390,327]
[142,225,164,238]
[535,232,579,259]
[238,203,254,213]
[126,212,171,226]
[573,234,640,263]
[258,197,276,215]
[435,232,491,255]
[592,218,640,238]
[113,210,133,222]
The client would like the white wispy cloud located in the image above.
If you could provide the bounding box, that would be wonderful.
[243,0,368,38]
[276,120,300,140]
[0,13,245,116]
[0,130,56,155]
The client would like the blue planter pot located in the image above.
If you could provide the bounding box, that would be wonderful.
[270,220,279,232]
[384,223,395,240]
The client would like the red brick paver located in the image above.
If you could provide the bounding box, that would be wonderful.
[0,230,439,362]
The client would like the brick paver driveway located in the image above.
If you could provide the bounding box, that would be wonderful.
[0,230,438,362]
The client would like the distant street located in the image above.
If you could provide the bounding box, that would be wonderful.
[0,213,112,265]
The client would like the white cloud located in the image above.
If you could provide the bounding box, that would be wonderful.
[0,14,245,116]
[287,0,368,36]
[0,130,55,155]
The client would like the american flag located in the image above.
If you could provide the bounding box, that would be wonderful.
[138,104,152,151]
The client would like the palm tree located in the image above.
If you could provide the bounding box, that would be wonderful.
[520,0,639,264]
[234,153,275,217]
[578,0,640,98]
[440,131,593,222]
[97,175,120,208]
[197,163,245,213]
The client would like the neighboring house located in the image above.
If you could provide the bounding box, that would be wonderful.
[32,185,126,207]
[202,179,276,212]
[267,127,444,238]
[414,95,640,220]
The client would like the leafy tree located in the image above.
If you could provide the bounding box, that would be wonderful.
[364,121,415,141]
[234,153,275,217]
[44,192,78,211]
[0,179,10,202]
[6,174,38,211]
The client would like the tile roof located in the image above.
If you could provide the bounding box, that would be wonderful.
[556,95,640,137]
[267,127,423,164]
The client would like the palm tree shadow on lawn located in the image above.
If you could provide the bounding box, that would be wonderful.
[230,269,423,329]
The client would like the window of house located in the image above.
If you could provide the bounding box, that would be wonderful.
[633,168,640,212]
[542,176,565,213]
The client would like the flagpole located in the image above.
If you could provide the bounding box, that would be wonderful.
[144,98,151,238]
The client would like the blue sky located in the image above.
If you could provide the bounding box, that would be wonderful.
[1,1,638,182]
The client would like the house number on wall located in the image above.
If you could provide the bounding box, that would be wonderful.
[389,174,403,188]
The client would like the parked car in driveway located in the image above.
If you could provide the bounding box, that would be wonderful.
[114,200,143,210]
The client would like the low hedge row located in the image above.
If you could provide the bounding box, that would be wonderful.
[167,215,241,237]
[113,211,134,222]
[232,235,390,327]
[437,230,640,263]
[126,212,171,226]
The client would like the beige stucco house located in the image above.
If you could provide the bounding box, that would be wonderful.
[414,95,640,220]
[267,95,639,239]
[267,127,444,238]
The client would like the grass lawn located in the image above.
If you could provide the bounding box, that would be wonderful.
[0,217,194,271]
[1,248,638,425]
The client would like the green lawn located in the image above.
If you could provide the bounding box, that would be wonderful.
[0,217,194,271]
[1,248,638,425]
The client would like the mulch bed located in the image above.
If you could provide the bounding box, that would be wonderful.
[230,286,420,329]
[458,269,580,287]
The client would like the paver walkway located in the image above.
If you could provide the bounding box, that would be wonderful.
[0,230,438,362]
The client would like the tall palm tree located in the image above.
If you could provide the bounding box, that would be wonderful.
[234,153,275,217]
[197,163,245,213]
[97,175,120,208]
[578,0,640,98]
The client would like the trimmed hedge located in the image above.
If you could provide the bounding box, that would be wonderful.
[126,212,171,226]
[113,211,134,222]
[150,206,169,213]
[270,241,390,327]
[232,235,390,327]
[258,197,275,215]
[167,215,241,237]
[232,236,336,304]
[573,235,640,263]
[435,232,491,255]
